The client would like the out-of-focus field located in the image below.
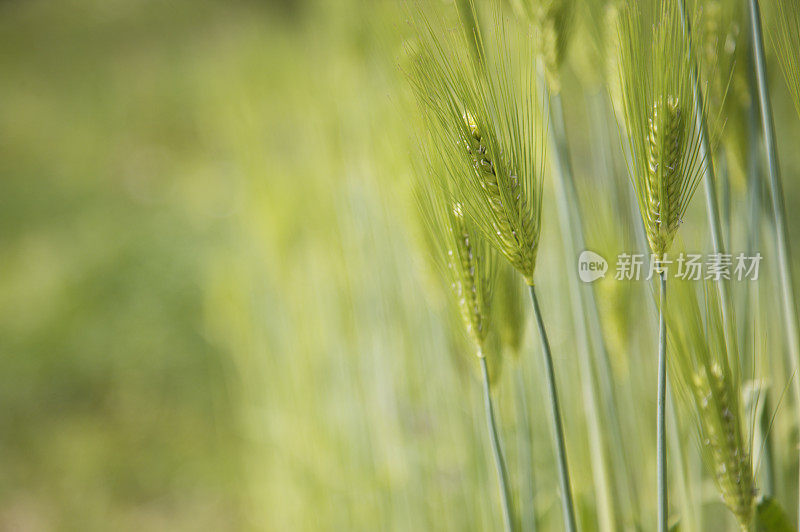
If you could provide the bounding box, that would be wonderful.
[3,0,800,530]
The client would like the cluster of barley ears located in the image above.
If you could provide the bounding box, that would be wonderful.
[409,5,545,284]
[402,0,800,530]
[409,2,579,530]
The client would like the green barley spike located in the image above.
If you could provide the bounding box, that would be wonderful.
[646,97,685,261]
[462,113,538,280]
[614,1,708,264]
[693,364,755,528]
[448,202,492,350]
[667,282,756,530]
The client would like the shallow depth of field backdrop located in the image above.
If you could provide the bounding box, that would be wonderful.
[3,0,800,530]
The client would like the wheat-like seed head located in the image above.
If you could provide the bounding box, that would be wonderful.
[699,0,749,191]
[409,0,547,285]
[772,0,800,119]
[507,0,573,93]
[449,202,494,349]
[615,0,709,264]
[645,96,684,260]
[462,112,540,279]
[691,364,755,527]
[415,177,497,355]
[667,282,756,529]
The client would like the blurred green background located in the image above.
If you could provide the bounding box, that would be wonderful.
[3,0,800,530]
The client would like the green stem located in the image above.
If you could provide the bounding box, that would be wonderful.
[748,0,800,516]
[719,155,732,255]
[479,356,515,532]
[515,368,538,532]
[657,271,668,532]
[528,284,577,532]
[742,33,762,378]
[666,387,697,532]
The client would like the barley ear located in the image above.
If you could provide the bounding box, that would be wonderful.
[645,96,685,261]
[508,0,573,93]
[409,3,546,285]
[462,113,540,282]
[615,1,708,263]
[449,202,495,351]
[415,178,496,356]
[667,282,756,529]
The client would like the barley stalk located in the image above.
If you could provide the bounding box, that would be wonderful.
[521,2,633,527]
[480,356,515,532]
[529,284,577,532]
[657,271,668,532]
[748,1,800,521]
[615,3,710,530]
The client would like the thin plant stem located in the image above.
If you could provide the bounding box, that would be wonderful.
[479,356,515,532]
[719,156,732,255]
[657,271,668,532]
[666,387,698,532]
[748,0,800,516]
[528,284,577,532]
[515,368,538,532]
[742,34,762,375]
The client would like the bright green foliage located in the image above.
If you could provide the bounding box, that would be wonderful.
[615,0,709,262]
